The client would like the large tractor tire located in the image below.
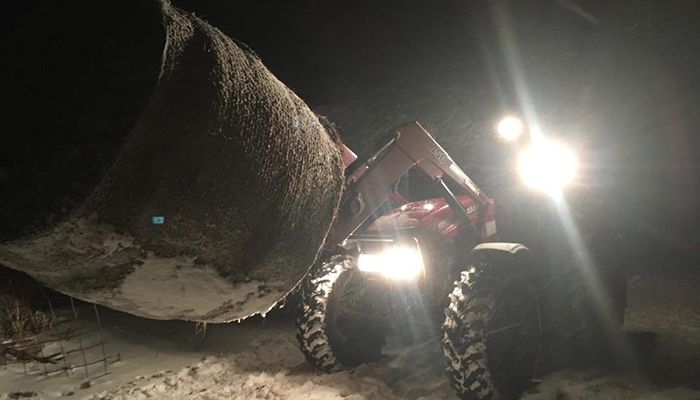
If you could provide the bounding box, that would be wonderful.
[296,256,389,371]
[442,261,540,400]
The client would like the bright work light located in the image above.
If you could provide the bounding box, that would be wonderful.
[357,245,424,281]
[517,138,578,195]
[496,116,525,141]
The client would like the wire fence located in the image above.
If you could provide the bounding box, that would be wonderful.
[0,296,120,381]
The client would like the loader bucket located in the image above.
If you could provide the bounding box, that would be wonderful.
[0,0,344,322]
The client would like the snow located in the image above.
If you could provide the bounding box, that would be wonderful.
[0,218,290,323]
[2,270,699,400]
[119,256,277,321]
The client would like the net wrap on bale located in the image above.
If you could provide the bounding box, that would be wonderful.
[0,0,344,322]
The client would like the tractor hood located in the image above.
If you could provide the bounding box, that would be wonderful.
[367,197,479,238]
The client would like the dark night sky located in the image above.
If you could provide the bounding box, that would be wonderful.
[173,0,700,249]
[173,0,479,105]
[2,0,699,260]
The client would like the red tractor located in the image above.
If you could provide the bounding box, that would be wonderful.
[296,121,542,398]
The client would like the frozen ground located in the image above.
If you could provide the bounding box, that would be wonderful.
[1,269,699,400]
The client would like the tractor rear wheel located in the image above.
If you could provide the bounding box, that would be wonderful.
[296,256,388,371]
[442,261,540,400]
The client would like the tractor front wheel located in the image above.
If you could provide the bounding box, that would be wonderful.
[442,261,540,400]
[296,256,389,371]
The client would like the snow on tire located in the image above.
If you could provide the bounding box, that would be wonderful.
[296,255,387,372]
[296,256,349,372]
[442,261,540,400]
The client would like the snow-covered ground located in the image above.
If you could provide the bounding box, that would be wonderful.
[2,269,699,400]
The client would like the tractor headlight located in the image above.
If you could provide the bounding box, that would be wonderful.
[357,245,424,281]
[517,138,578,195]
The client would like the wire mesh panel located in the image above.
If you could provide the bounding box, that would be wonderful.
[0,296,120,380]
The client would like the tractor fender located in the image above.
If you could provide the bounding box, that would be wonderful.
[471,242,530,255]
[470,242,532,269]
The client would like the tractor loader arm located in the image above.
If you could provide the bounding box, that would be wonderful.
[325,122,492,246]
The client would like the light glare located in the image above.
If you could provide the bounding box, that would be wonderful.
[518,139,578,195]
[357,245,424,281]
[496,116,525,141]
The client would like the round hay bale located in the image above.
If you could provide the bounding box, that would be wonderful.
[0,0,344,322]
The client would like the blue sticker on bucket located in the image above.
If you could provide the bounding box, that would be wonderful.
[152,216,165,225]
